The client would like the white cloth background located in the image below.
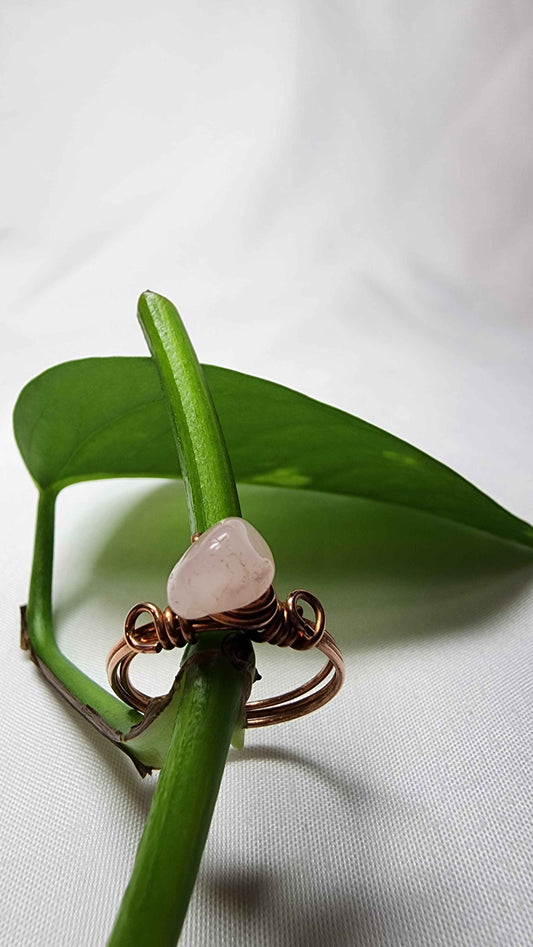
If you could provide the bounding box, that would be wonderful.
[1,2,532,945]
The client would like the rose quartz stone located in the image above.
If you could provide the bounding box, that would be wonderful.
[167,517,275,619]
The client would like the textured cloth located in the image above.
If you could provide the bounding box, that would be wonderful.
[1,3,532,945]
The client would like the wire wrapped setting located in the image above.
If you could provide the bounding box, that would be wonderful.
[107,586,345,726]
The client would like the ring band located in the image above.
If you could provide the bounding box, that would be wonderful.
[245,630,344,727]
[107,586,345,727]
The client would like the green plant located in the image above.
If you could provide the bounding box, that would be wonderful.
[14,291,533,945]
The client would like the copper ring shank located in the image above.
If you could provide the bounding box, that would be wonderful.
[107,627,345,727]
[106,586,345,727]
[245,630,344,727]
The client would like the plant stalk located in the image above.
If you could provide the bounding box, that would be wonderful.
[137,290,241,532]
[108,292,251,945]
[108,630,252,947]
[27,486,141,732]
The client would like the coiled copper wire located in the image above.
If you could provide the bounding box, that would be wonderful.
[107,585,345,725]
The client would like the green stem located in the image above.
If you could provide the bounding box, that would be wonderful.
[108,292,251,946]
[108,631,251,947]
[137,290,241,532]
[27,487,141,733]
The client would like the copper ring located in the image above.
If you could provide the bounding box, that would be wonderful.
[106,586,345,727]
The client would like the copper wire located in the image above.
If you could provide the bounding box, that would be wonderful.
[107,586,345,726]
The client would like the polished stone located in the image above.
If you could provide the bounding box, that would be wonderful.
[167,517,275,619]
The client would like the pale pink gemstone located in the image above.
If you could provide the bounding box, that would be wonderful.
[167,517,275,619]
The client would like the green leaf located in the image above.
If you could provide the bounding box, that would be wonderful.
[14,356,533,548]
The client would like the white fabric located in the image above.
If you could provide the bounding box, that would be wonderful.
[1,2,532,945]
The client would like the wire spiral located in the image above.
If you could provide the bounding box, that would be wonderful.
[123,586,325,657]
[211,586,326,650]
[124,601,199,652]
